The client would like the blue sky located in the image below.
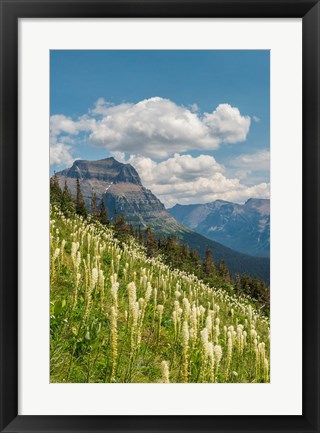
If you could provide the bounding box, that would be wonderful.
[50,50,270,206]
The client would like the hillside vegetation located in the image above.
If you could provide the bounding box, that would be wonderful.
[50,203,270,383]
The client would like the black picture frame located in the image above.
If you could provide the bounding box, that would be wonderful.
[0,1,319,432]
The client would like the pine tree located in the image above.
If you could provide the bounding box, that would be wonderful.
[203,246,215,276]
[158,233,164,250]
[112,208,119,224]
[75,178,87,217]
[114,214,128,238]
[98,195,109,225]
[90,191,98,217]
[128,224,135,236]
[61,180,75,215]
[217,260,231,283]
[164,236,180,266]
[234,275,242,295]
[50,172,63,205]
[137,225,143,244]
[145,227,158,256]
[190,249,202,277]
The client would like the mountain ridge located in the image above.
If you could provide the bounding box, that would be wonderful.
[169,198,270,257]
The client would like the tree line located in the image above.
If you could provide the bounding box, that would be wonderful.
[50,174,270,313]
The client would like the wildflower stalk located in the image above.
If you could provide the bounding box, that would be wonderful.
[161,361,170,383]
[157,305,164,342]
[110,306,118,382]
[182,320,189,383]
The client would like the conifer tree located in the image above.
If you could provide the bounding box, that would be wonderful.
[90,191,98,217]
[61,180,75,214]
[203,246,215,275]
[137,225,143,244]
[157,233,165,251]
[190,249,202,277]
[75,178,87,217]
[114,214,128,237]
[181,244,189,257]
[50,172,63,204]
[145,227,158,256]
[235,275,242,295]
[98,195,109,225]
[128,224,135,236]
[217,260,231,283]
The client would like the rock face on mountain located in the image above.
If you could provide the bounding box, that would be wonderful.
[56,158,183,233]
[58,157,142,185]
[55,158,270,283]
[169,198,270,257]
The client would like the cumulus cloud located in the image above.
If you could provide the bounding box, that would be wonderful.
[50,97,251,159]
[223,149,270,186]
[90,97,114,116]
[120,153,269,207]
[50,115,79,136]
[125,153,224,184]
[50,114,95,166]
[50,114,95,137]
[50,143,75,167]
[231,149,270,170]
[203,104,250,144]
[189,103,199,113]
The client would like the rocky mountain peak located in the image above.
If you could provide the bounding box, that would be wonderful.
[57,157,142,185]
[170,198,270,257]
[55,157,184,234]
[244,198,270,214]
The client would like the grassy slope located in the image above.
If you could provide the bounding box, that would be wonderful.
[50,205,270,383]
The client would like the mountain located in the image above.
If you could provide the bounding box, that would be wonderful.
[56,157,182,233]
[55,158,269,283]
[169,198,270,257]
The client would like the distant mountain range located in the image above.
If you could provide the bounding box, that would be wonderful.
[169,199,270,257]
[55,158,270,283]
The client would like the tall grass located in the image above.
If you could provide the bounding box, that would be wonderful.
[50,205,270,383]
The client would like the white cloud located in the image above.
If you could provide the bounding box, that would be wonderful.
[50,115,79,136]
[50,143,75,167]
[90,97,114,116]
[203,103,251,144]
[253,115,261,123]
[224,149,270,183]
[50,114,95,138]
[110,151,126,163]
[230,149,270,172]
[126,153,224,184]
[189,103,199,113]
[49,114,95,166]
[50,97,251,159]
[123,153,269,207]
[89,97,217,158]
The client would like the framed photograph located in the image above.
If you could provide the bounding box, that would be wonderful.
[0,0,319,432]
